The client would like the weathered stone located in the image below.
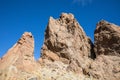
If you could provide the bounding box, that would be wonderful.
[94,20,120,56]
[89,55,120,80]
[0,13,120,80]
[41,13,95,73]
[91,20,120,80]
[0,32,38,79]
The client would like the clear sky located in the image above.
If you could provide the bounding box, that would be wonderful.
[0,0,120,60]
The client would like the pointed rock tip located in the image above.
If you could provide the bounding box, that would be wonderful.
[60,13,74,20]
[23,32,33,37]
[48,13,75,23]
[97,20,111,26]
[96,20,120,29]
[48,16,55,23]
[17,32,34,45]
[49,16,53,20]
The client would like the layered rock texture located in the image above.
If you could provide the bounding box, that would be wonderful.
[0,13,120,80]
[0,32,39,80]
[40,13,95,73]
[90,20,120,80]
[94,20,120,56]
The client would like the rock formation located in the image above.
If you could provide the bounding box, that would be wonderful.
[90,20,120,80]
[94,20,120,56]
[41,13,95,73]
[0,32,38,80]
[0,13,120,80]
[89,55,120,80]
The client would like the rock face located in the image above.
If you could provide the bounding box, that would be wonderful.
[41,13,95,73]
[0,32,38,80]
[94,20,120,56]
[0,13,120,80]
[90,20,120,80]
[89,55,120,80]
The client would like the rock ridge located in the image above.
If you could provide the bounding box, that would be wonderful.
[0,13,120,80]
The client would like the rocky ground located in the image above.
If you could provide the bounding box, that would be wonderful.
[0,13,120,80]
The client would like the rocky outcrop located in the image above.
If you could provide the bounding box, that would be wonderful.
[94,20,120,56]
[0,32,38,80]
[40,13,95,73]
[90,20,120,80]
[0,13,120,80]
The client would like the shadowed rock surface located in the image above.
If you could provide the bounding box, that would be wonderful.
[90,20,120,80]
[0,13,120,80]
[94,20,120,56]
[40,13,95,73]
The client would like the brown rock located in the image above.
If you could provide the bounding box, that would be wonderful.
[0,32,35,71]
[90,20,120,80]
[89,55,120,80]
[0,32,38,79]
[94,20,120,56]
[41,13,95,72]
[1,13,120,80]
[42,50,60,61]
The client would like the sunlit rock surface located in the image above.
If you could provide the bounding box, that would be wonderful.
[0,13,120,80]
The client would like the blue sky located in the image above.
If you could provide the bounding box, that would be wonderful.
[0,0,120,60]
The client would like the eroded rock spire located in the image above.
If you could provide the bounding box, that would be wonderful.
[0,32,37,79]
[0,13,120,80]
[40,13,95,73]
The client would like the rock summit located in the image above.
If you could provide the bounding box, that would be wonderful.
[0,13,120,80]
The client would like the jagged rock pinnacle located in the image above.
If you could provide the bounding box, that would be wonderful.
[0,32,37,79]
[41,13,95,73]
[0,13,120,80]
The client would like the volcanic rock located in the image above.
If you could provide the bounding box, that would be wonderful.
[0,13,120,80]
[40,13,95,73]
[90,20,120,80]
[89,55,120,80]
[94,20,120,56]
[0,32,38,80]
